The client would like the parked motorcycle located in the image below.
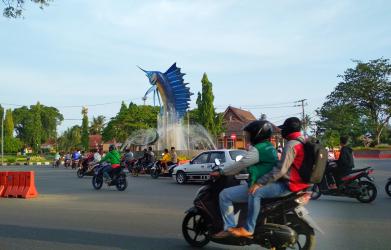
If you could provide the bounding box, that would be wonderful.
[92,163,128,191]
[311,161,377,203]
[385,178,391,197]
[181,158,321,249]
[150,160,177,179]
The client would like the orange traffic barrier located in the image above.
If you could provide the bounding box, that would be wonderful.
[3,172,18,197]
[20,171,38,198]
[1,171,38,199]
[0,171,7,197]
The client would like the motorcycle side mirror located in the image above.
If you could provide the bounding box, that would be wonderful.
[214,158,221,166]
[235,155,244,162]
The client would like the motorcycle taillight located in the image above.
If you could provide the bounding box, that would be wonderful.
[295,192,311,205]
[368,169,374,175]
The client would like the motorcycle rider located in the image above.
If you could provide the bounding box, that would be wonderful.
[212,117,309,238]
[100,144,121,183]
[147,146,155,163]
[160,148,172,173]
[331,136,355,185]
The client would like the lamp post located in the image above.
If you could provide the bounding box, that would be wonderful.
[1,110,4,166]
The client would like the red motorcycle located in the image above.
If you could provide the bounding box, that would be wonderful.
[311,162,377,203]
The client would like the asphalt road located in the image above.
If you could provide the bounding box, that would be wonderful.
[0,159,390,250]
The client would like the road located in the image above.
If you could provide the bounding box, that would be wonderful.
[0,159,390,250]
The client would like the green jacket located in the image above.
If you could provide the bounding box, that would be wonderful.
[248,141,278,186]
[100,150,121,165]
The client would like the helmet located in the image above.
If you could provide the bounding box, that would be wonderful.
[109,144,116,151]
[243,120,273,145]
[278,117,301,139]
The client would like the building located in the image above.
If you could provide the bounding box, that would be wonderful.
[89,135,103,151]
[217,106,280,149]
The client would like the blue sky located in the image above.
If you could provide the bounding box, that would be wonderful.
[0,0,390,133]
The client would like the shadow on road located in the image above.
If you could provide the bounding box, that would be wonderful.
[0,224,225,250]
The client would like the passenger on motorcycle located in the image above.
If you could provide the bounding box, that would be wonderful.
[170,147,178,165]
[100,145,121,183]
[212,117,310,238]
[211,120,279,238]
[124,148,134,163]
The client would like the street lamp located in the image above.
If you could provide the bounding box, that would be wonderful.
[1,110,4,166]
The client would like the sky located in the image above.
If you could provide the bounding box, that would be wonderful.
[0,0,390,133]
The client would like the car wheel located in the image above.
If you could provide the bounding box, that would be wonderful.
[176,171,187,184]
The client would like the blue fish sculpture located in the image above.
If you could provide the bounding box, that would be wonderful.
[140,63,192,119]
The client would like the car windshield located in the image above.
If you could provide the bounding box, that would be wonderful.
[229,150,246,160]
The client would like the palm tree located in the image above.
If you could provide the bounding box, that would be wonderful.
[89,116,105,135]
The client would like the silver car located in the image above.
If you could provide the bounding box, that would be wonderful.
[172,149,247,184]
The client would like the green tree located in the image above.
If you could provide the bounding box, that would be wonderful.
[196,73,222,136]
[81,107,89,150]
[316,103,366,146]
[4,109,14,138]
[12,102,62,152]
[320,58,391,145]
[2,0,52,18]
[89,115,105,135]
[58,125,81,152]
[102,102,160,142]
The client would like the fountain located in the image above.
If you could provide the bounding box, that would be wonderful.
[123,63,216,150]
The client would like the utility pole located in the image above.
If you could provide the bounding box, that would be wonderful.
[1,110,4,166]
[295,99,307,137]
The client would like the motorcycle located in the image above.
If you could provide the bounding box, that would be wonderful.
[52,159,61,168]
[122,159,141,177]
[71,159,79,169]
[182,158,321,249]
[150,160,177,179]
[77,156,96,178]
[92,163,128,191]
[385,178,391,197]
[64,159,71,168]
[311,161,377,203]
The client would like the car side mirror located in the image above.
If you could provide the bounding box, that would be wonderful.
[215,158,221,166]
[235,155,243,162]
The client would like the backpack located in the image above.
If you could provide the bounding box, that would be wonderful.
[295,139,328,184]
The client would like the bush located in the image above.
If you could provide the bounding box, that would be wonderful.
[375,144,391,149]
[7,158,16,163]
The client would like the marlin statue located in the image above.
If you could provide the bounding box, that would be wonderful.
[139,63,192,119]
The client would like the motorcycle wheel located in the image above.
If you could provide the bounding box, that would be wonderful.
[151,169,160,179]
[310,184,321,200]
[356,181,377,203]
[385,181,391,197]
[116,175,128,191]
[92,175,103,190]
[182,212,210,248]
[277,214,316,250]
[77,169,84,178]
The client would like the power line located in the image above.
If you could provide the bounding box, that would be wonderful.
[0,97,143,109]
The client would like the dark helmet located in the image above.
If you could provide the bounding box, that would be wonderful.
[243,120,273,145]
[278,117,301,139]
[109,144,116,151]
